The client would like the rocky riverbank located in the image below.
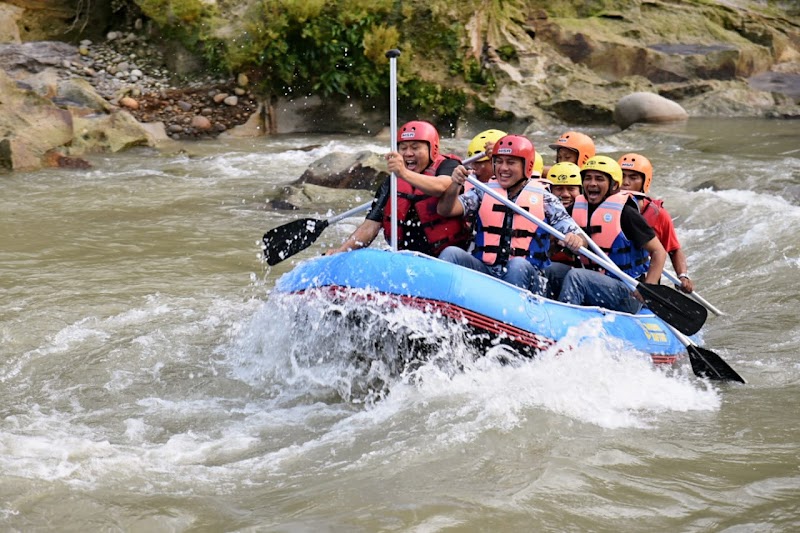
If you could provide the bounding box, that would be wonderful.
[1,1,799,172]
[65,29,261,141]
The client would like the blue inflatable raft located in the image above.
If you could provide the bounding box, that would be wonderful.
[274,248,687,364]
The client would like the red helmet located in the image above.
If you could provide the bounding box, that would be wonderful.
[548,131,596,167]
[618,153,653,194]
[397,120,440,160]
[493,134,536,178]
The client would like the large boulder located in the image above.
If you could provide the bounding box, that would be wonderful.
[295,151,388,190]
[613,92,688,129]
[0,69,74,170]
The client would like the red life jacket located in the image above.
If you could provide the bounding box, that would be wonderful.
[628,192,664,227]
[572,192,650,278]
[382,154,471,256]
[472,180,550,267]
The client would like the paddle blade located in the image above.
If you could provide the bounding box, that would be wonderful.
[638,282,708,336]
[262,218,328,266]
[687,345,746,384]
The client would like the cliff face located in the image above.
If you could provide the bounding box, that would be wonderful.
[0,0,798,171]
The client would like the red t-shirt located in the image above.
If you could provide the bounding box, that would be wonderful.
[640,197,681,253]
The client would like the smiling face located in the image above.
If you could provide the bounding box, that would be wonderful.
[551,184,582,209]
[492,155,525,190]
[581,170,615,205]
[621,169,645,193]
[398,141,431,172]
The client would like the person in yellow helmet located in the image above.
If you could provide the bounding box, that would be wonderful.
[546,155,667,313]
[545,162,584,268]
[465,129,506,185]
[546,161,582,211]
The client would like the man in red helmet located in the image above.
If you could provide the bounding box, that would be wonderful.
[618,153,694,293]
[327,120,471,257]
[437,134,586,294]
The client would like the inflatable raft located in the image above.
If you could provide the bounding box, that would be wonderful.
[274,248,688,365]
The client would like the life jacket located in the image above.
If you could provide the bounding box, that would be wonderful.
[572,192,650,278]
[549,243,582,268]
[472,180,551,268]
[382,154,471,256]
[629,192,664,227]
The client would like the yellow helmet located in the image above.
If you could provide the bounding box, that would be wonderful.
[532,151,544,177]
[546,162,582,186]
[467,129,507,161]
[581,155,623,186]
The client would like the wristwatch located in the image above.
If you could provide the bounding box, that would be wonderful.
[678,273,691,280]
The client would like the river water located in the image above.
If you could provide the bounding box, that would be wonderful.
[1,118,798,531]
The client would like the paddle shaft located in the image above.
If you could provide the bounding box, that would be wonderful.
[307,150,489,229]
[386,49,400,252]
[662,269,726,316]
[578,220,744,383]
[464,175,645,292]
[464,175,708,336]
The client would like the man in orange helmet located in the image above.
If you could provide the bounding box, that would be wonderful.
[618,153,694,293]
[541,130,596,181]
[549,131,596,166]
[327,120,471,257]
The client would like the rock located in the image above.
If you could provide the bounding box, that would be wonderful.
[0,70,74,170]
[43,151,92,169]
[69,110,152,154]
[190,115,212,130]
[295,151,388,190]
[221,103,266,137]
[119,96,139,109]
[223,95,238,106]
[54,77,113,113]
[614,92,688,129]
[0,3,23,43]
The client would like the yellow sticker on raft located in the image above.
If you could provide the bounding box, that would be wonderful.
[639,321,668,343]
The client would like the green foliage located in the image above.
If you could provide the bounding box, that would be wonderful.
[400,79,467,128]
[131,0,511,123]
[496,45,518,62]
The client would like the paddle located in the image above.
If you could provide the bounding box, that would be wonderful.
[464,175,708,336]
[262,201,373,266]
[576,228,744,383]
[261,151,490,266]
[662,269,726,316]
[665,322,745,382]
[387,48,400,252]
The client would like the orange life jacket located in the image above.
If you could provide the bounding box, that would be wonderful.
[572,192,649,277]
[472,180,550,267]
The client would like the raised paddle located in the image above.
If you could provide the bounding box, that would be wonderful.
[262,151,489,266]
[464,175,708,336]
[576,228,744,382]
[662,269,726,316]
[262,201,372,266]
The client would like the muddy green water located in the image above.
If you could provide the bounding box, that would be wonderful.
[1,118,798,531]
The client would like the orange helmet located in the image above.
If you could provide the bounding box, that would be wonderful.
[398,120,440,160]
[548,131,596,167]
[618,153,653,194]
[493,135,536,179]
